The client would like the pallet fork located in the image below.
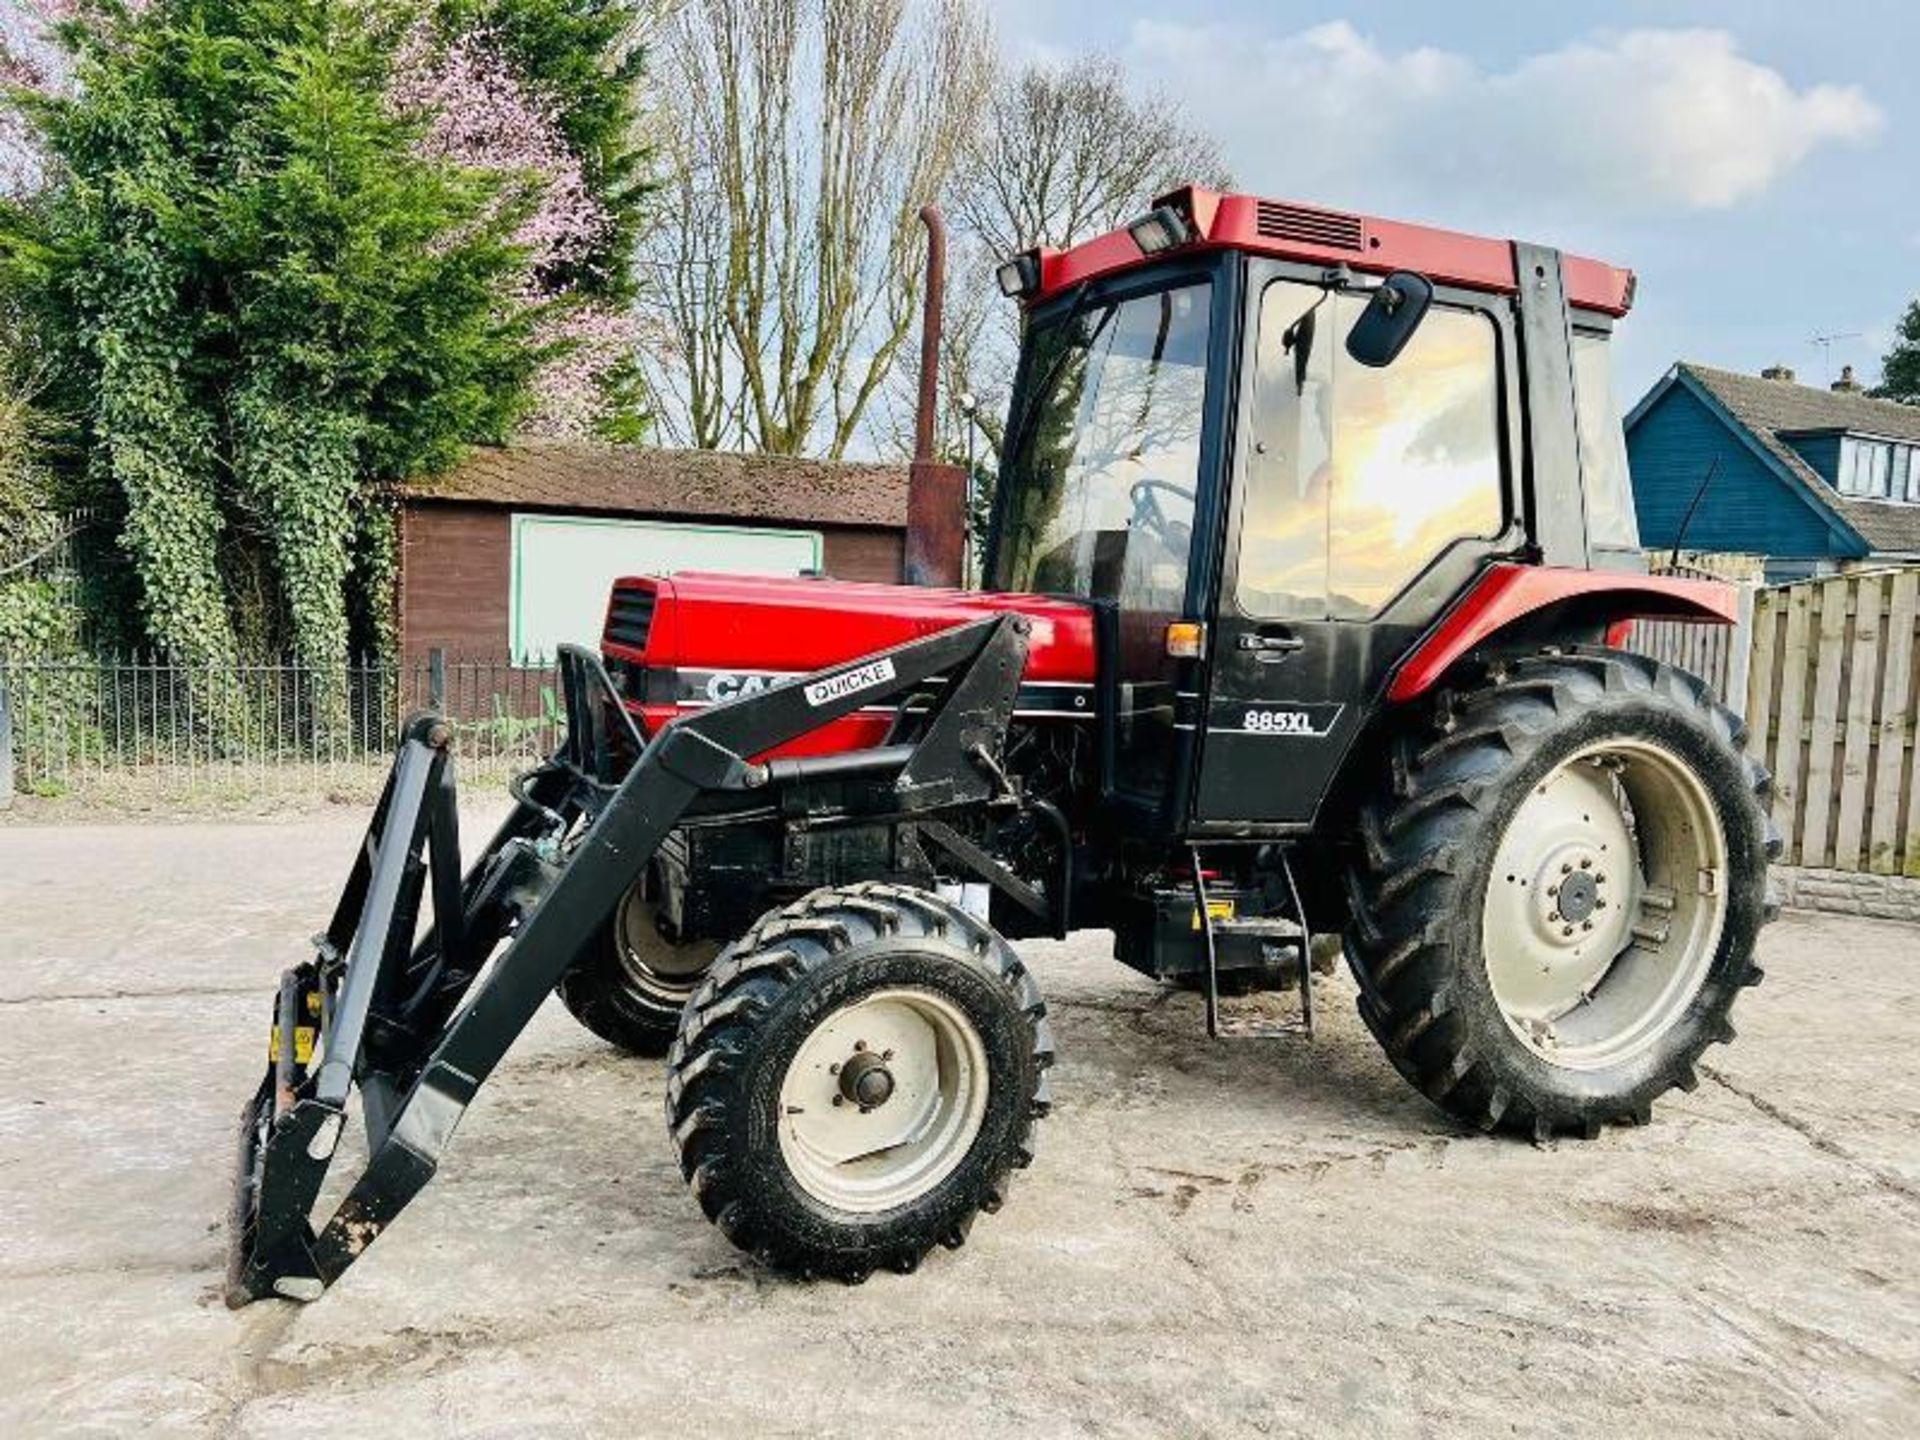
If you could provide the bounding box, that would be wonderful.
[226,616,1030,1305]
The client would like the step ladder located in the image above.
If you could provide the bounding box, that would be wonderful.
[1190,843,1315,1040]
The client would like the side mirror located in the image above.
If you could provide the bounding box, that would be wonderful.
[1345,271,1434,368]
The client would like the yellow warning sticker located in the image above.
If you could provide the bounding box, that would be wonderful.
[269,1025,317,1065]
[1191,898,1236,930]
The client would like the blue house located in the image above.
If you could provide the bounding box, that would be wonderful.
[1626,362,1920,581]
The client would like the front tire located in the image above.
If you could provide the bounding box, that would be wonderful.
[666,883,1054,1280]
[1344,648,1778,1140]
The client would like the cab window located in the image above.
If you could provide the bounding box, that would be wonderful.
[1572,329,1640,550]
[1237,280,1504,619]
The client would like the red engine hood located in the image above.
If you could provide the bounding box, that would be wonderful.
[603,572,1096,681]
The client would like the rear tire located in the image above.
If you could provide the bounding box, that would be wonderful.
[557,877,721,1056]
[1344,648,1778,1140]
[666,883,1053,1280]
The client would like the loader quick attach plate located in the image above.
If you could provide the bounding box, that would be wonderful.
[225,618,1031,1305]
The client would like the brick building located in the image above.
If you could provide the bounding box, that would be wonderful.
[396,443,910,662]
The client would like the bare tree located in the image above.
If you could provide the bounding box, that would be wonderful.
[926,54,1231,469]
[640,0,991,455]
[953,55,1232,259]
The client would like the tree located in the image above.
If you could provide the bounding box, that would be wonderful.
[1876,300,1920,405]
[393,2,652,438]
[3,0,535,696]
[923,54,1230,470]
[952,55,1231,260]
[640,0,992,455]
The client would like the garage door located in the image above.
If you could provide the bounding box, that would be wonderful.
[510,514,823,661]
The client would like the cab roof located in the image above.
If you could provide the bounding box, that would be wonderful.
[1031,187,1636,318]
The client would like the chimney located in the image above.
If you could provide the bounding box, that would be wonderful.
[1831,364,1862,394]
[1760,364,1796,383]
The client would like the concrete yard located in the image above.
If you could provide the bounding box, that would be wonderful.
[1,814,1916,1437]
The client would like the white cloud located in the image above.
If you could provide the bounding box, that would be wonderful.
[1127,21,1881,219]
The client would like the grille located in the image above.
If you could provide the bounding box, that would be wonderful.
[605,584,656,652]
[1255,201,1364,252]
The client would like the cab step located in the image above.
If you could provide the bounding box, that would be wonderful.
[1189,842,1316,1041]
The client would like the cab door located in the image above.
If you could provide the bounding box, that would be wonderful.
[1193,273,1514,827]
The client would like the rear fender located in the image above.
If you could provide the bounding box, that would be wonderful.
[1386,563,1738,703]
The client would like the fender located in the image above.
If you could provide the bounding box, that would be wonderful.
[1386,563,1738,703]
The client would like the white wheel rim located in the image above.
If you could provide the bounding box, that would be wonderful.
[1482,738,1729,1071]
[776,987,990,1214]
[614,883,718,1005]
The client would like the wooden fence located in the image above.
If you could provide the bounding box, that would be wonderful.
[1741,569,1920,877]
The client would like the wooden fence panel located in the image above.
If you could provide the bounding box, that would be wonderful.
[1740,569,1919,876]
[1770,584,1813,857]
[1871,570,1917,874]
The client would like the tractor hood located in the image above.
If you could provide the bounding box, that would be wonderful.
[600,572,1098,754]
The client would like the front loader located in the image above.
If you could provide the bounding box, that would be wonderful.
[228,189,1776,1303]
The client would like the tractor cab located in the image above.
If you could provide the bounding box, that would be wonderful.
[985,188,1644,832]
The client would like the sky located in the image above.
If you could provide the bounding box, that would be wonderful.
[984,0,1913,408]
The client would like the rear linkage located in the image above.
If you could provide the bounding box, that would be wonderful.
[227,614,1032,1306]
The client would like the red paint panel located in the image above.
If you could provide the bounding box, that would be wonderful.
[1032,188,1634,318]
[605,572,1097,684]
[628,703,891,760]
[1387,564,1738,703]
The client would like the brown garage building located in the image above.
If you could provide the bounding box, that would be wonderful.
[397,442,910,662]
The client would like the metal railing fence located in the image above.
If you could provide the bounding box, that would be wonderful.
[0,650,563,804]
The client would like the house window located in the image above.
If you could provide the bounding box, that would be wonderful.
[1835,437,1919,502]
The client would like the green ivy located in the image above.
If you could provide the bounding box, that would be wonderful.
[2,0,540,687]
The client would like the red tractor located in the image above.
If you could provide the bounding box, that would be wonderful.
[228,189,1776,1304]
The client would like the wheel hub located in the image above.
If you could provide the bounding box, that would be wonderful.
[1553,868,1601,924]
[836,1046,897,1110]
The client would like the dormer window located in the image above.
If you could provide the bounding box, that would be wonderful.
[1836,437,1920,502]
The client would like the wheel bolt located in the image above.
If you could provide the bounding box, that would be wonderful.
[1548,885,1560,898]
[1580,858,1593,870]
[1582,921,1594,931]
[829,1063,841,1075]
[1595,898,1607,910]
[853,1040,868,1052]
[831,1095,844,1107]
[1562,925,1574,937]
[882,1049,894,1061]
[1561,863,1573,875]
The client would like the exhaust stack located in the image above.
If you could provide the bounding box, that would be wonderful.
[905,204,967,588]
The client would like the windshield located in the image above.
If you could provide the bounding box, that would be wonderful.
[990,281,1212,606]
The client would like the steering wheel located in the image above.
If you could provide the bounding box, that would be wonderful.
[1128,478,1196,553]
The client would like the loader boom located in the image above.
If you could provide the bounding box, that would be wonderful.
[228,618,1031,1304]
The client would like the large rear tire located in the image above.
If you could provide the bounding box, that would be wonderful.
[1344,648,1778,1140]
[556,877,721,1056]
[666,883,1053,1280]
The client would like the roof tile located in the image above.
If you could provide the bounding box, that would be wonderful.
[400,442,910,529]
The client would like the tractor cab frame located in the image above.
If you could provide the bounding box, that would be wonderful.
[983,193,1647,839]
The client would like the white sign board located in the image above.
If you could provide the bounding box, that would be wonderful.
[510,514,822,661]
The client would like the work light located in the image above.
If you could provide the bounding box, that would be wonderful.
[1127,204,1192,256]
[996,251,1041,298]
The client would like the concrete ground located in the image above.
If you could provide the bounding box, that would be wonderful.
[1,814,1916,1439]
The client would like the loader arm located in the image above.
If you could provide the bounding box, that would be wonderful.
[227,615,1032,1305]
